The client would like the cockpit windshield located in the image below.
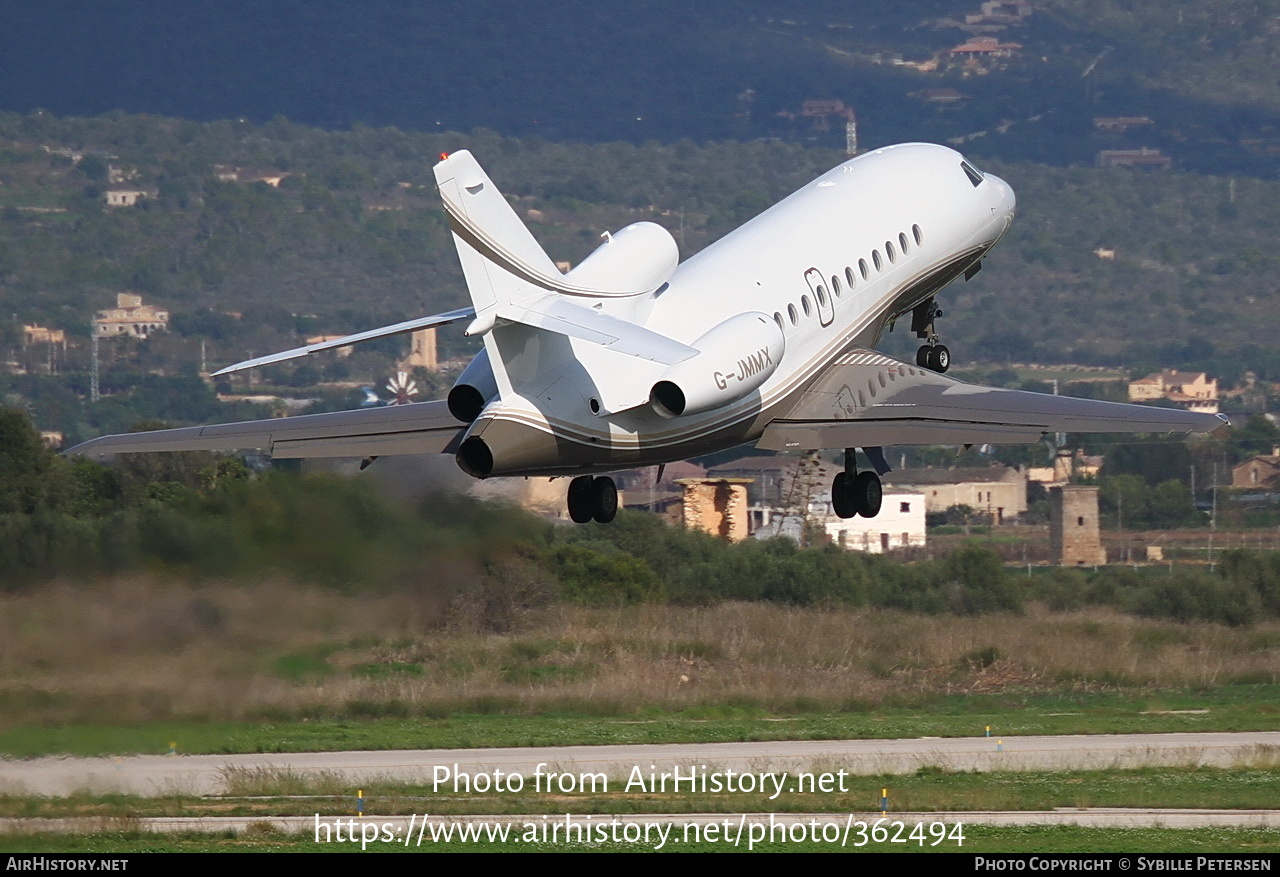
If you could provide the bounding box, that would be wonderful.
[960,160,985,187]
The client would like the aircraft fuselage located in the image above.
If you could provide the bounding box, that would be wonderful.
[458,143,1016,478]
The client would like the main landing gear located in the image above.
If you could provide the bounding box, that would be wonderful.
[831,448,883,519]
[567,474,618,524]
[911,297,950,374]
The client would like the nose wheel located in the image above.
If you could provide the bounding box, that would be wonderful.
[911,297,950,373]
[567,475,618,524]
[916,343,950,373]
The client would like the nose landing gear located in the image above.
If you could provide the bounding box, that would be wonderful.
[911,297,950,374]
[567,474,618,524]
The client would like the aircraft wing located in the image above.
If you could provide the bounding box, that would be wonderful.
[758,349,1226,451]
[65,400,466,460]
[212,307,477,377]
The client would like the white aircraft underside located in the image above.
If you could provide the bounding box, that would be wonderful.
[68,143,1225,523]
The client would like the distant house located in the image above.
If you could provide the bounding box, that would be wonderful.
[758,489,927,553]
[1128,369,1219,414]
[104,189,148,207]
[22,324,65,346]
[1097,148,1172,169]
[776,99,857,133]
[93,293,169,338]
[1232,451,1280,489]
[949,36,1022,58]
[882,465,1028,523]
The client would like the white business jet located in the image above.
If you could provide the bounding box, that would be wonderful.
[68,144,1224,523]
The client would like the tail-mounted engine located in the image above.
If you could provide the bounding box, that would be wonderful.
[650,312,784,418]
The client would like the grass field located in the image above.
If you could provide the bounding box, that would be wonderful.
[3,685,1280,759]
[4,578,1279,853]
[2,579,1279,758]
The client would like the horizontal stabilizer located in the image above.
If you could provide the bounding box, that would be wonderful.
[760,349,1226,451]
[501,296,697,366]
[212,307,476,376]
[65,400,466,460]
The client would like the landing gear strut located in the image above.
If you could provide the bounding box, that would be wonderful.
[567,475,618,524]
[911,298,950,374]
[831,449,883,519]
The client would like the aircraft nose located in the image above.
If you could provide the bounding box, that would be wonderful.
[988,173,1016,219]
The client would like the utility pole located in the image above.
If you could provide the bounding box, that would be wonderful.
[90,332,100,403]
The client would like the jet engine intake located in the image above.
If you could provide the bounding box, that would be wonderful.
[563,222,679,296]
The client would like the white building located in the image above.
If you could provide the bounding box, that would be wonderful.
[755,489,927,554]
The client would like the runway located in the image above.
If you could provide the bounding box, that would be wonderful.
[3,731,1279,797]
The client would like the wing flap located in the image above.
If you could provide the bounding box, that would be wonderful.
[66,400,466,460]
[760,350,1226,450]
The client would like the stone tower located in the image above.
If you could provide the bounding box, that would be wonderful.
[400,328,438,370]
[675,478,753,542]
[1049,485,1106,566]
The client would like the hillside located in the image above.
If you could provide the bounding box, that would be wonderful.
[1,2,1279,176]
[1,112,1277,382]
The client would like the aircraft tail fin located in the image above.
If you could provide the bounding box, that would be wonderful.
[433,151,559,327]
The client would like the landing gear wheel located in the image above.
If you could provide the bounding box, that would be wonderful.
[927,344,951,373]
[591,476,618,523]
[852,471,883,518]
[567,475,595,524]
[832,471,856,519]
[916,346,931,368]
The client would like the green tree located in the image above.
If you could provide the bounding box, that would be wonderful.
[0,407,69,514]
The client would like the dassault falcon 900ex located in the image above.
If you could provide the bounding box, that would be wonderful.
[68,144,1226,523]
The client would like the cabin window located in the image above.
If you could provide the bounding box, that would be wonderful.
[913,224,923,246]
[885,241,896,263]
[859,259,869,280]
[857,390,866,406]
[801,295,812,317]
[872,250,882,271]
[899,232,909,253]
[830,275,841,297]
[816,285,827,307]
[845,266,855,287]
[788,304,798,325]
[867,379,877,398]
[773,312,784,331]
[900,502,911,513]
[878,372,886,388]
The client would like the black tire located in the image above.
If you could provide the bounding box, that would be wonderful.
[831,471,856,519]
[591,476,618,523]
[931,344,951,373]
[567,475,595,524]
[853,471,883,518]
[916,346,931,368]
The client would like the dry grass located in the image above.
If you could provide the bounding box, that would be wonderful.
[1,577,1278,726]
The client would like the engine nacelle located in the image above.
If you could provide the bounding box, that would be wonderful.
[563,222,679,295]
[649,312,785,418]
[447,347,498,423]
